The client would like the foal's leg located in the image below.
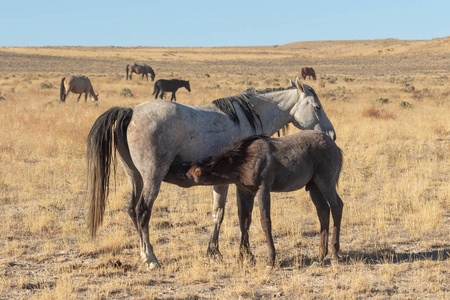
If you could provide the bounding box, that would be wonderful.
[154,89,159,99]
[77,94,82,102]
[256,186,275,268]
[236,187,255,263]
[329,193,343,259]
[207,184,229,259]
[307,182,331,263]
[171,92,177,102]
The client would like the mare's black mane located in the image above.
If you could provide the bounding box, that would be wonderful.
[212,86,296,133]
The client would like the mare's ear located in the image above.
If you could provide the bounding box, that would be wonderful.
[289,79,296,87]
[295,77,306,94]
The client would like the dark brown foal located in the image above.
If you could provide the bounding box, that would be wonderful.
[174,130,344,268]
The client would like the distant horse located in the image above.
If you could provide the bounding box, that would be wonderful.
[152,79,191,102]
[301,67,316,80]
[86,78,335,270]
[126,63,155,81]
[60,75,98,102]
[175,130,343,268]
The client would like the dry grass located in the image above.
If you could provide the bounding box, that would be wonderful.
[0,39,449,299]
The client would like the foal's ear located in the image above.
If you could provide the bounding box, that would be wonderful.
[295,77,306,94]
[193,167,202,179]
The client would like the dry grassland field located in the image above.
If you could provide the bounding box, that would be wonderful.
[0,38,449,299]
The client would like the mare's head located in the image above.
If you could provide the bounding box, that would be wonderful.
[92,93,99,102]
[290,77,336,140]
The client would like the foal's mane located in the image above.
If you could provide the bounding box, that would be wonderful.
[212,86,295,133]
[199,135,268,172]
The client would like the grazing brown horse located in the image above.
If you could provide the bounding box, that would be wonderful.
[60,75,98,102]
[301,67,316,80]
[126,63,155,81]
[173,130,343,268]
[152,79,191,102]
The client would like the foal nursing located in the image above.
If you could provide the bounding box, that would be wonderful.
[174,130,344,268]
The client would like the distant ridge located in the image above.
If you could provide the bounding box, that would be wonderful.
[281,37,450,57]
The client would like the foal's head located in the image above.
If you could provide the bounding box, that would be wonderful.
[179,135,265,185]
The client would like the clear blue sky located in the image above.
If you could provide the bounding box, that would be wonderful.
[1,0,448,47]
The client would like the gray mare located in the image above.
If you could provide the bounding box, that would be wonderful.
[86,78,335,269]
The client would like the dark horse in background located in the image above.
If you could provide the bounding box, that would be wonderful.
[152,79,191,102]
[126,63,155,81]
[301,67,316,80]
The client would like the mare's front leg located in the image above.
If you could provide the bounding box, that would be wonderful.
[77,93,82,102]
[236,187,255,264]
[207,184,229,259]
[257,186,275,268]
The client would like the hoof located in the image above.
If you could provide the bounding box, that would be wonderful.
[238,253,256,268]
[331,253,341,265]
[207,248,223,261]
[148,261,161,270]
[265,265,275,273]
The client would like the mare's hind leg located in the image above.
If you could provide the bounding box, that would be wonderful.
[154,89,159,99]
[207,184,229,259]
[136,181,162,269]
[307,182,330,263]
[160,92,165,100]
[236,187,255,264]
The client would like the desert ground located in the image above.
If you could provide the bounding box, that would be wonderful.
[0,38,449,299]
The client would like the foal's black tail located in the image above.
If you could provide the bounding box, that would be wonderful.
[60,77,66,101]
[86,107,133,238]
